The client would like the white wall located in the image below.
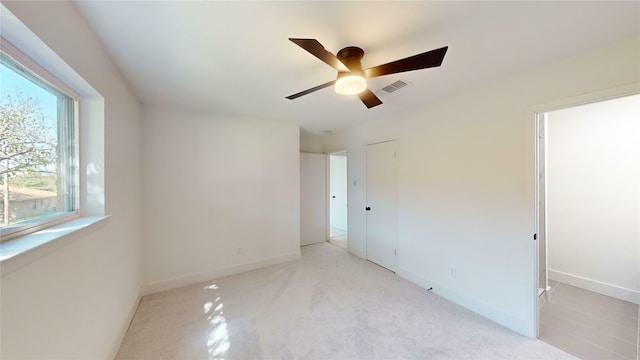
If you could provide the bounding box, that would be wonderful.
[547,95,640,303]
[1,2,143,359]
[141,105,300,293]
[300,153,327,246]
[300,130,325,154]
[324,36,640,337]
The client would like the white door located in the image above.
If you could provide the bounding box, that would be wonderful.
[300,153,327,246]
[365,140,398,272]
[329,154,348,232]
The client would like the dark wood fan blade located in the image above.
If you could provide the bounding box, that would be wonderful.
[364,46,448,78]
[358,89,383,109]
[289,38,350,72]
[286,80,336,100]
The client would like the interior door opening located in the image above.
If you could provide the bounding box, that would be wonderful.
[328,151,348,251]
[535,93,640,358]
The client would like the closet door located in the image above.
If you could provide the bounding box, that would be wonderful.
[365,141,398,272]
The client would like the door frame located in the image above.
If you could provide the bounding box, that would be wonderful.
[535,111,548,300]
[530,83,639,338]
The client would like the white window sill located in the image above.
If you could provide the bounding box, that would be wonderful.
[0,215,110,277]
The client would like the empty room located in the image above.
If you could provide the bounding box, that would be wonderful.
[0,1,638,359]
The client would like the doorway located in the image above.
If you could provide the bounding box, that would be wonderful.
[536,93,640,359]
[328,151,348,250]
[365,140,398,272]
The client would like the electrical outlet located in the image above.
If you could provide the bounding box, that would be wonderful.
[450,266,456,278]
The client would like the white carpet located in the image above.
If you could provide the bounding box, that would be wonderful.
[117,243,577,359]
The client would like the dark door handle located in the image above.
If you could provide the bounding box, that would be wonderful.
[365,207,371,211]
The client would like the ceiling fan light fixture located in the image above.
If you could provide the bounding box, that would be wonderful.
[335,74,367,95]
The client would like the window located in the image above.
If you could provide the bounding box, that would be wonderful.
[0,48,79,242]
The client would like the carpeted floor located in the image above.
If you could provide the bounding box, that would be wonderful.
[116,243,577,359]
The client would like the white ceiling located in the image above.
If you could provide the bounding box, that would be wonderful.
[75,1,639,135]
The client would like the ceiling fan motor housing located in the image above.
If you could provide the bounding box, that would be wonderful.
[336,46,365,78]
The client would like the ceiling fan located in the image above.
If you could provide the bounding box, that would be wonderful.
[286,38,448,109]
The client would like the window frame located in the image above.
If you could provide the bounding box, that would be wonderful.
[0,38,80,242]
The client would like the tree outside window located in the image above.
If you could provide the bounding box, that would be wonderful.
[1,53,76,237]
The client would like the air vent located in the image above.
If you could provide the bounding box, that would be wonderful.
[382,80,409,93]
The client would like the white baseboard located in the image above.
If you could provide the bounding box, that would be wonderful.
[108,293,141,359]
[397,268,531,338]
[548,269,639,304]
[141,251,301,296]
